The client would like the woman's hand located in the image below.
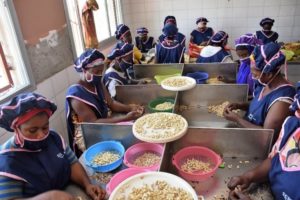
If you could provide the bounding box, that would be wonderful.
[227,176,251,191]
[129,104,145,113]
[125,110,143,121]
[223,107,241,122]
[225,103,242,111]
[85,184,106,200]
[228,190,252,200]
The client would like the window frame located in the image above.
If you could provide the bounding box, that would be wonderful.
[63,0,123,59]
[0,0,35,103]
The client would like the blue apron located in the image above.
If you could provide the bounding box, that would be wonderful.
[103,69,128,89]
[135,36,154,53]
[269,116,300,200]
[65,84,108,154]
[256,31,279,44]
[155,41,185,63]
[158,32,186,47]
[196,48,230,63]
[237,59,254,94]
[190,27,213,45]
[245,84,295,126]
[0,131,71,197]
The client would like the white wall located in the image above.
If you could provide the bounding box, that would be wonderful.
[122,0,300,47]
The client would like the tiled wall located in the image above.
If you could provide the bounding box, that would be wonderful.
[122,0,300,47]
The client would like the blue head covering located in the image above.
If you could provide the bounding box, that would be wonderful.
[74,49,105,72]
[164,16,177,25]
[290,82,300,113]
[209,31,228,46]
[0,93,56,132]
[196,17,209,24]
[235,33,263,53]
[252,42,285,73]
[115,24,130,40]
[136,27,149,35]
[260,17,275,27]
[162,23,178,38]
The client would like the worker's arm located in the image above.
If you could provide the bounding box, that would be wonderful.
[70,98,141,123]
[69,162,105,200]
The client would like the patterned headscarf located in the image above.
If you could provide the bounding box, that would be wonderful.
[0,93,56,132]
[74,49,105,72]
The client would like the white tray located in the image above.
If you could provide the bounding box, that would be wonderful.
[161,76,196,91]
[132,113,188,143]
[109,171,199,200]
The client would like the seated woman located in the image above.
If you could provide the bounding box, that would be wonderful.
[255,18,279,45]
[190,17,214,46]
[104,43,144,98]
[135,27,155,53]
[158,16,186,47]
[196,31,233,63]
[66,49,144,156]
[224,42,296,140]
[235,33,263,94]
[0,93,105,200]
[155,23,185,64]
[109,24,144,64]
[227,82,300,200]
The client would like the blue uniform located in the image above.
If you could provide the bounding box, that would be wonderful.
[103,67,129,98]
[237,59,254,94]
[65,83,108,153]
[196,46,230,63]
[135,36,154,53]
[0,131,75,198]
[155,41,185,63]
[190,27,214,45]
[158,32,186,47]
[269,116,300,200]
[245,84,295,126]
[256,31,279,44]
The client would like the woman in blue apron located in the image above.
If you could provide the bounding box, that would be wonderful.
[196,31,233,63]
[224,42,296,140]
[227,82,300,200]
[104,43,145,98]
[235,33,263,95]
[0,93,105,200]
[255,18,279,44]
[155,23,185,64]
[190,17,214,46]
[158,16,186,47]
[108,24,144,64]
[66,49,144,156]
[135,27,155,53]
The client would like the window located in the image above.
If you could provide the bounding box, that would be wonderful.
[64,0,123,58]
[0,0,34,102]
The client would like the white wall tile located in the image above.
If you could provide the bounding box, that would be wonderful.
[247,6,264,18]
[51,68,69,94]
[249,0,265,7]
[66,65,80,85]
[280,0,297,5]
[263,6,280,17]
[279,5,296,16]
[35,78,55,100]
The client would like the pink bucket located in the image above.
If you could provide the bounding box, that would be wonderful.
[106,168,148,195]
[172,146,222,181]
[123,143,164,171]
